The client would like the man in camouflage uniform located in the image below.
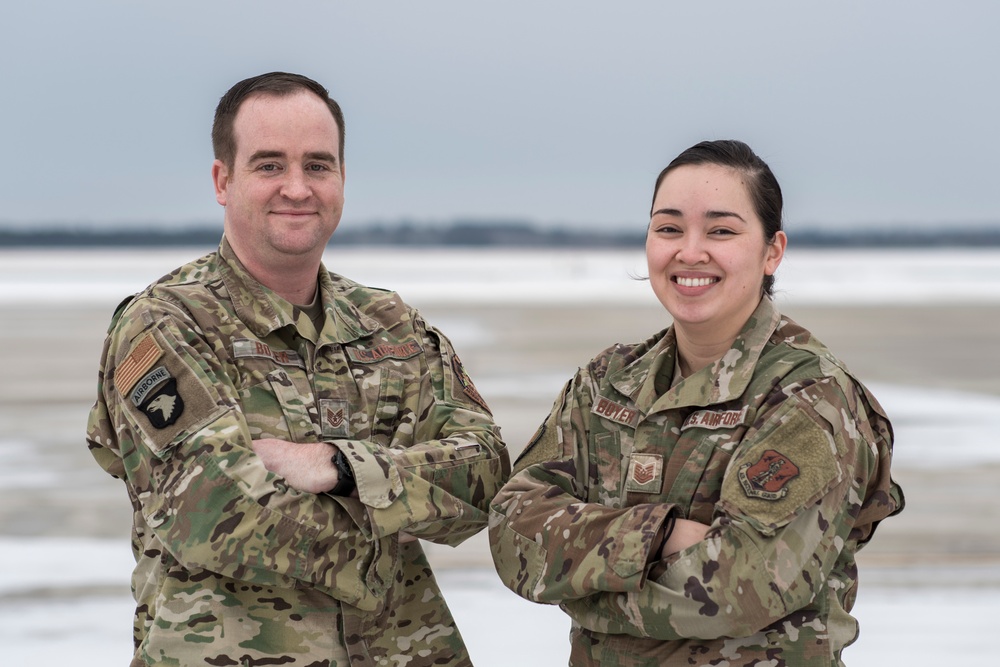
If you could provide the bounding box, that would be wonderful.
[489,297,903,666]
[87,71,509,667]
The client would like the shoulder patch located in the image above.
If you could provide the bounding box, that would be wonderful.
[738,449,800,500]
[720,399,842,534]
[115,333,164,396]
[137,376,185,429]
[451,354,491,415]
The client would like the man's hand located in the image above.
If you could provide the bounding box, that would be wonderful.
[660,518,711,559]
[251,438,339,494]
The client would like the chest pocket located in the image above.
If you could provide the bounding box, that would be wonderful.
[666,406,755,522]
[369,367,405,447]
[233,339,317,442]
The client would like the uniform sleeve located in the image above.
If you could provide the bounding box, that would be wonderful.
[85,297,395,612]
[488,367,675,603]
[336,316,511,545]
[559,376,893,641]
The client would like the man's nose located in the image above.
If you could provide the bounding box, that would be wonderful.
[280,167,311,200]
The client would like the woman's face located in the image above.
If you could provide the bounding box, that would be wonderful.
[646,163,786,341]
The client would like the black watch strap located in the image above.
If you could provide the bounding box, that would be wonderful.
[329,449,356,497]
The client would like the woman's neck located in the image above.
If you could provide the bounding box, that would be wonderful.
[673,324,738,377]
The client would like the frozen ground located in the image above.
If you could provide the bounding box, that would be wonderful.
[0,536,996,666]
[2,378,998,664]
[2,247,1000,306]
[2,248,997,663]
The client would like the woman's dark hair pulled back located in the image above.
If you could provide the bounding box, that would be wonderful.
[651,140,783,297]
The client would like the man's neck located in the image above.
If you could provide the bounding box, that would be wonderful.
[252,261,321,305]
[226,240,323,305]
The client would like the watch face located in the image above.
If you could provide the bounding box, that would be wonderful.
[336,451,353,478]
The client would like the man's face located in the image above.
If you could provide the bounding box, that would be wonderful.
[212,90,345,275]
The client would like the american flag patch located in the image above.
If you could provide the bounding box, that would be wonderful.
[115,333,164,396]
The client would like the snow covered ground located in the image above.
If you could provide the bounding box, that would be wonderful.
[2,378,998,665]
[1,247,997,663]
[0,536,996,666]
[2,246,999,306]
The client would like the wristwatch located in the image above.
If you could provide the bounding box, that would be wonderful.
[329,449,356,497]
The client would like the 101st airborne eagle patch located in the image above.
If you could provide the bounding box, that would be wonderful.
[451,354,491,415]
[115,333,185,429]
[738,449,800,500]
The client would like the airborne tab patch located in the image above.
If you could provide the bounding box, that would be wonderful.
[738,449,800,500]
[130,366,171,406]
[591,397,639,428]
[137,373,184,429]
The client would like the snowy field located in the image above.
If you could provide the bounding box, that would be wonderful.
[0,536,997,666]
[2,246,1000,306]
[1,247,998,664]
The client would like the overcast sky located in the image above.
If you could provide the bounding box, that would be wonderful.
[3,1,998,233]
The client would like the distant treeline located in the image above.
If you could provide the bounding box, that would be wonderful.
[2,221,1000,248]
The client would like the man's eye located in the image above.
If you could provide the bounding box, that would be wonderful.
[259,163,280,172]
[307,163,330,172]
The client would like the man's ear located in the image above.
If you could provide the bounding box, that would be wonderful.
[212,159,229,206]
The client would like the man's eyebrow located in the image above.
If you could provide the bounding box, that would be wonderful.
[247,150,285,162]
[246,150,339,165]
[305,151,339,165]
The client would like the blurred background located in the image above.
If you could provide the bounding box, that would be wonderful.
[1,2,998,664]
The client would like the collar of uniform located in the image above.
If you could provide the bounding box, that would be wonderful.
[217,238,288,337]
[610,297,781,414]
[315,268,381,344]
[216,238,378,344]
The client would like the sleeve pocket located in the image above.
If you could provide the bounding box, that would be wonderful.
[118,327,228,458]
[718,397,841,536]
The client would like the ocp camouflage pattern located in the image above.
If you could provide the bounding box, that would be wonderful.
[489,297,903,666]
[87,238,510,666]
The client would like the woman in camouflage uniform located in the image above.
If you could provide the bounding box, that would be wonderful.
[489,140,903,666]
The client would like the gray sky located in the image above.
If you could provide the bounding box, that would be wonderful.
[3,1,998,233]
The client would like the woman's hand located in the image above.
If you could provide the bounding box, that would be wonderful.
[660,518,711,558]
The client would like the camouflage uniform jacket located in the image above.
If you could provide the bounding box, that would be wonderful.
[87,239,510,667]
[489,297,903,666]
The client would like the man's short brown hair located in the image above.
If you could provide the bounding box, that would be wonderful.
[212,71,346,169]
